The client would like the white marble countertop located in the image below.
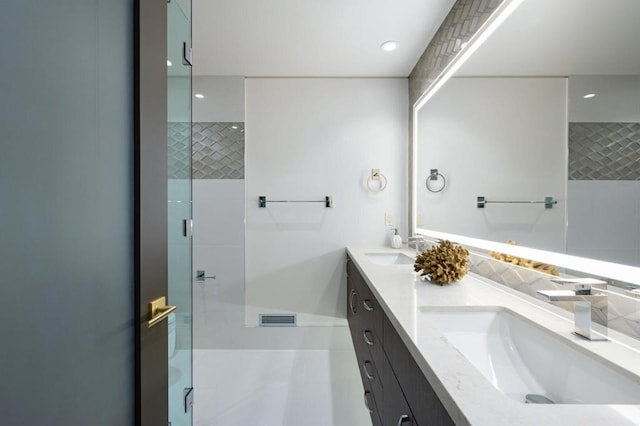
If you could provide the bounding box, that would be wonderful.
[347,246,640,426]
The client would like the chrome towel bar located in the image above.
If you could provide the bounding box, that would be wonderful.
[259,195,333,208]
[477,196,557,209]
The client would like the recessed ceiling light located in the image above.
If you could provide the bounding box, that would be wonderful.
[380,41,398,52]
[167,60,172,67]
[231,125,238,130]
[583,93,596,99]
[194,93,204,99]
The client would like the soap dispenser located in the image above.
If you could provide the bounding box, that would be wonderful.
[391,228,402,249]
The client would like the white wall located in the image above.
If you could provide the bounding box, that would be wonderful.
[567,181,640,266]
[191,76,245,349]
[569,75,640,122]
[417,77,567,252]
[193,76,246,122]
[245,78,408,326]
[168,76,190,122]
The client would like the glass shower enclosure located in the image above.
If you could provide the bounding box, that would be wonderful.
[168,0,193,425]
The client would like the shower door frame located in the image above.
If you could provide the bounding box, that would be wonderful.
[135,0,171,425]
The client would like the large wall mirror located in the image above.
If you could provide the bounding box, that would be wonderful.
[413,0,640,286]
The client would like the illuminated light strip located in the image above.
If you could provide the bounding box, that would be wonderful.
[416,228,640,286]
[413,0,525,111]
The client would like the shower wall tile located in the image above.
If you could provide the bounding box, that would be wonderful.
[192,122,245,180]
[168,122,245,180]
[193,180,245,247]
[569,122,640,180]
[168,122,191,179]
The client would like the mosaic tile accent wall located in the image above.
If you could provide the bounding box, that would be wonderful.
[168,122,191,179]
[168,122,245,180]
[569,122,640,181]
[408,0,503,104]
[192,122,245,179]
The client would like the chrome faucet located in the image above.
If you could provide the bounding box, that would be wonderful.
[536,278,608,341]
[407,236,427,253]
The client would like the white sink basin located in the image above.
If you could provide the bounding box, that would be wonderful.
[365,253,414,265]
[418,307,640,405]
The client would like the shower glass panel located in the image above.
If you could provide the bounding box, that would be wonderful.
[168,0,193,425]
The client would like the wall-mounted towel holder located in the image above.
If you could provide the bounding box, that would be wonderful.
[426,169,446,193]
[477,196,557,209]
[259,195,333,208]
[366,169,387,192]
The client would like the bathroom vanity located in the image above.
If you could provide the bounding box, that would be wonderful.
[346,247,640,426]
[347,255,453,425]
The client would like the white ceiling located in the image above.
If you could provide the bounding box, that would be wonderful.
[192,0,456,77]
[457,0,640,76]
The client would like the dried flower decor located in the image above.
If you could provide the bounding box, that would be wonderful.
[414,240,469,285]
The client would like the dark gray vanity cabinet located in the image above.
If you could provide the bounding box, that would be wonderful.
[347,258,384,425]
[347,256,455,426]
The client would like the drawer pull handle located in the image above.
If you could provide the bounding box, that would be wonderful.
[363,361,375,380]
[363,330,374,346]
[397,414,411,425]
[349,289,357,314]
[363,299,374,311]
[364,391,374,414]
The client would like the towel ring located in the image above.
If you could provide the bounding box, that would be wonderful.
[367,170,387,192]
[426,170,446,193]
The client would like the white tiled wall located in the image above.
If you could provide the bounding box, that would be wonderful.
[567,181,640,267]
[193,179,245,349]
[169,179,193,350]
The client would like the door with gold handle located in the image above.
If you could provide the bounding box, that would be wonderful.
[147,296,177,328]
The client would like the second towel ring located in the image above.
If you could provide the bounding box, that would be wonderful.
[367,169,387,192]
[426,169,446,193]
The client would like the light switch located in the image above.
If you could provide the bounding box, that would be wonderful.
[417,213,424,226]
[385,213,393,226]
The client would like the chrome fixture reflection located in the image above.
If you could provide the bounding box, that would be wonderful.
[408,235,427,253]
[425,169,446,193]
[477,196,557,209]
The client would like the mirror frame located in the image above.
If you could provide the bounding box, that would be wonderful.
[410,0,640,287]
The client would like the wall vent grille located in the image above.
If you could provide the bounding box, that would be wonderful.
[259,314,297,327]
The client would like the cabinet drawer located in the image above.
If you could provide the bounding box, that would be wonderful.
[381,351,416,426]
[363,386,383,426]
[383,315,455,426]
[358,277,384,341]
[361,326,384,381]
[348,257,384,368]
[361,355,383,411]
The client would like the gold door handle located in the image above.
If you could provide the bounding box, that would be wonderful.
[147,296,177,328]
